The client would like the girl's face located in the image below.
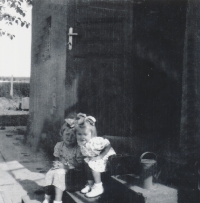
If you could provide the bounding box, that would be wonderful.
[76,127,92,145]
[62,129,76,146]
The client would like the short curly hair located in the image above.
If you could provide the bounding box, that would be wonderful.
[59,122,75,137]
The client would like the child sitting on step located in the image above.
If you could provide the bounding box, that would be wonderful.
[43,118,84,203]
[75,113,116,198]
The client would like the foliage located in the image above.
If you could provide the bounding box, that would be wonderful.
[0,0,32,39]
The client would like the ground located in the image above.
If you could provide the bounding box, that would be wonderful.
[0,126,51,203]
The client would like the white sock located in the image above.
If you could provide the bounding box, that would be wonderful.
[94,182,103,187]
[53,201,62,203]
[46,194,51,199]
[43,194,50,203]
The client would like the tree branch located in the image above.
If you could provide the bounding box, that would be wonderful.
[0,0,32,39]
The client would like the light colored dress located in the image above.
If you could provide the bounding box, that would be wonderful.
[78,137,116,173]
[44,141,83,191]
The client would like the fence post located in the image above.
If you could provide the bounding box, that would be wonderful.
[10,75,13,97]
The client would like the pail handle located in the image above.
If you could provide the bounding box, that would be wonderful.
[140,152,157,161]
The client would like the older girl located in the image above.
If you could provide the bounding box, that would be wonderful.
[75,113,116,198]
[43,118,83,203]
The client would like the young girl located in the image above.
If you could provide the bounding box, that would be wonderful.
[75,113,116,198]
[43,118,84,203]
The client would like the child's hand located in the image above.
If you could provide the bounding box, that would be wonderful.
[64,162,75,170]
[52,161,64,169]
[52,161,58,168]
[90,156,101,161]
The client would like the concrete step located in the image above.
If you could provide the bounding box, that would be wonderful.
[0,190,13,203]
[21,195,41,203]
[65,191,101,203]
[22,191,101,203]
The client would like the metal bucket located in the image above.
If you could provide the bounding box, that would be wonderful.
[140,152,157,189]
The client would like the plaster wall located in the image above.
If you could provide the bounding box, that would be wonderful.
[29,0,67,150]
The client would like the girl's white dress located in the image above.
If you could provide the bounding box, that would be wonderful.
[44,141,83,191]
[78,137,116,172]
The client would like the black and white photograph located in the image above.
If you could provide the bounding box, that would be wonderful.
[0,0,200,203]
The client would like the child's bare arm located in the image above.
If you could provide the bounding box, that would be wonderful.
[52,160,68,170]
[99,144,111,158]
[91,144,111,161]
[52,157,68,169]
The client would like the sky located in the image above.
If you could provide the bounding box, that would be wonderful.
[0,1,32,77]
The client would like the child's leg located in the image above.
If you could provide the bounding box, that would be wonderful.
[43,170,54,203]
[43,194,51,203]
[43,186,64,203]
[85,170,104,198]
[81,163,94,194]
[43,185,54,203]
[45,169,66,202]
[91,170,101,183]
[54,187,64,202]
[86,163,94,184]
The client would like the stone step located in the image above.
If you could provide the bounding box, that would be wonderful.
[21,195,41,203]
[21,191,48,203]
[22,191,102,203]
[0,190,13,203]
[65,191,101,203]
[111,174,178,203]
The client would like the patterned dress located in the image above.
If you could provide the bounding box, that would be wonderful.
[78,137,116,173]
[44,141,83,191]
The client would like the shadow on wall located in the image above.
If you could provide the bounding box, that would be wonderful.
[62,0,186,155]
[63,55,182,154]
[39,0,186,156]
[39,118,62,155]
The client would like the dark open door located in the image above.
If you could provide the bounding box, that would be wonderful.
[65,1,134,136]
